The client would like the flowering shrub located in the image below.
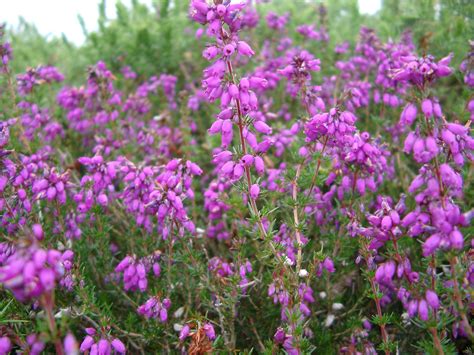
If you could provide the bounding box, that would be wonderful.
[0,2,473,354]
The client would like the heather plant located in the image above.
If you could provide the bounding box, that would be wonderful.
[0,1,473,354]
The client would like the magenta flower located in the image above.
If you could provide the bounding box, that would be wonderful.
[250,184,260,200]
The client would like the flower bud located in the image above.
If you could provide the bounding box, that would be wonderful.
[447,123,467,136]
[80,336,94,352]
[403,131,416,153]
[221,119,233,134]
[356,178,366,195]
[422,233,441,256]
[407,300,418,317]
[425,290,440,310]
[249,77,267,90]
[218,108,234,120]
[381,216,392,231]
[64,333,78,355]
[203,323,216,340]
[0,337,11,354]
[237,41,254,57]
[97,194,108,206]
[179,324,190,341]
[401,103,417,124]
[390,210,400,225]
[233,163,244,179]
[32,224,44,240]
[425,136,438,154]
[241,154,254,166]
[203,46,219,60]
[323,258,335,273]
[213,150,232,163]
[216,4,226,16]
[220,161,235,174]
[418,299,429,321]
[239,77,250,91]
[111,339,126,354]
[421,99,433,118]
[274,328,285,343]
[223,44,235,56]
[250,184,260,200]
[254,156,264,175]
[208,119,223,134]
[449,229,463,249]
[228,84,239,99]
[0,176,7,192]
[98,339,110,355]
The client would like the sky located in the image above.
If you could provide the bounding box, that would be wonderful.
[1,0,381,45]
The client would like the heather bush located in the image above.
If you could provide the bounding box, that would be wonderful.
[0,1,473,354]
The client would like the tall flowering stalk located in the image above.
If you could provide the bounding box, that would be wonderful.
[190,0,272,238]
[393,54,473,342]
[190,1,318,352]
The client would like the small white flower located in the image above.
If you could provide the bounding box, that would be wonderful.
[401,312,411,325]
[173,307,184,318]
[332,303,344,311]
[174,324,183,332]
[298,269,309,277]
[153,114,165,122]
[54,307,71,319]
[284,256,294,266]
[319,291,327,299]
[324,314,335,327]
[441,265,450,274]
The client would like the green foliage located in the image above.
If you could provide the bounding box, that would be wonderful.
[6,0,473,86]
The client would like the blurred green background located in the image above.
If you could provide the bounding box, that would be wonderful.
[5,0,474,84]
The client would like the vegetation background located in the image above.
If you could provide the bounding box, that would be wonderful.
[7,0,474,81]
[1,0,473,353]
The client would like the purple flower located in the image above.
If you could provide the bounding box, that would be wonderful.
[254,120,272,135]
[115,252,161,292]
[137,296,171,322]
[0,243,74,302]
[111,339,126,354]
[0,337,11,354]
[421,99,433,118]
[223,44,235,57]
[274,327,286,344]
[425,290,440,310]
[203,323,216,340]
[449,229,464,249]
[250,184,260,200]
[401,103,417,125]
[323,257,335,273]
[97,339,111,354]
[237,41,255,57]
[375,260,396,285]
[203,46,219,60]
[254,156,265,175]
[80,336,94,352]
[418,299,429,321]
[32,224,44,240]
[179,324,190,341]
[64,333,78,355]
[422,234,441,256]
